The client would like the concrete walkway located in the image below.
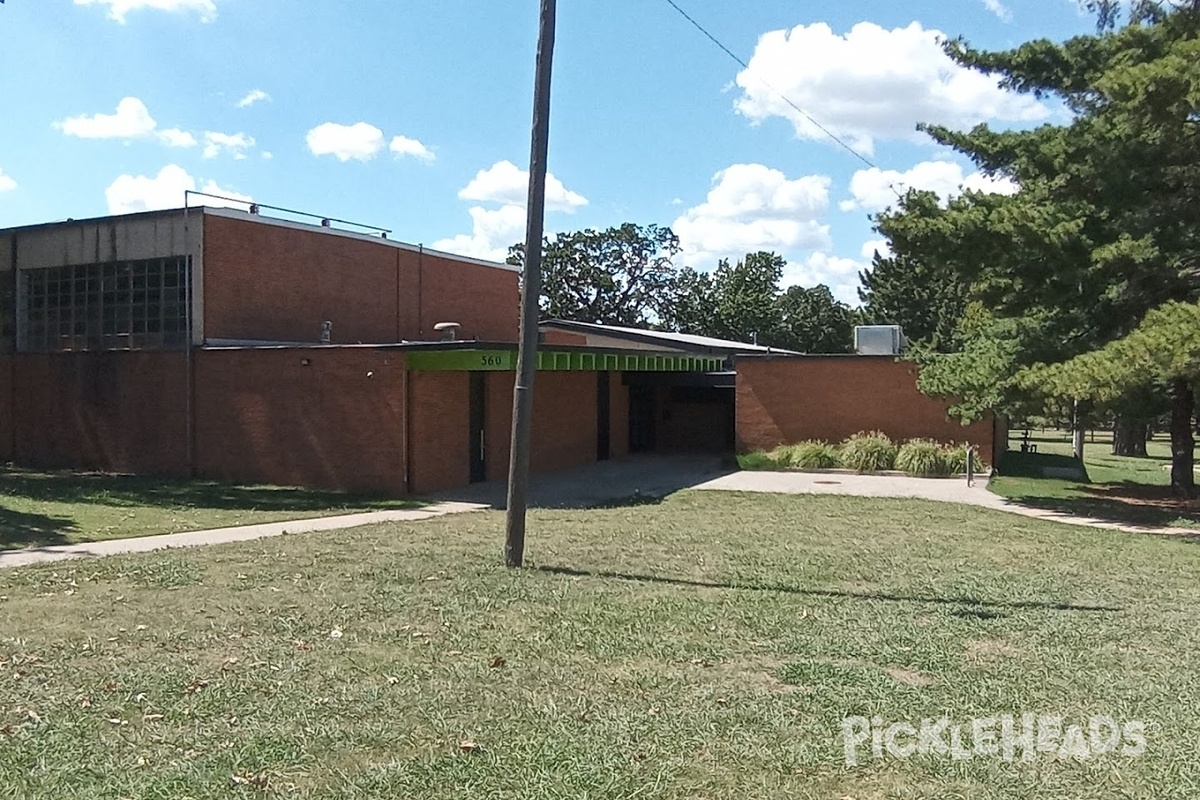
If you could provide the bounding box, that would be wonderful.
[694,470,1200,537]
[0,501,487,570]
[0,455,733,570]
[5,458,1194,570]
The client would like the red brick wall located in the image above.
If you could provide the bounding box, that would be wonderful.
[481,370,606,483]
[406,371,470,494]
[0,356,13,462]
[610,374,630,459]
[417,252,519,342]
[540,329,588,346]
[201,215,519,345]
[485,371,515,482]
[736,356,994,459]
[10,352,189,474]
[193,348,407,494]
[531,371,598,473]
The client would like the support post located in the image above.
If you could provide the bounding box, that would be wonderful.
[505,0,557,568]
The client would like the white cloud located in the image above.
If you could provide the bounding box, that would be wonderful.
[56,97,202,150]
[672,163,832,268]
[431,205,526,263]
[434,160,588,262]
[58,97,158,139]
[844,160,1019,213]
[734,21,1047,155]
[860,239,893,260]
[158,128,197,148]
[983,0,1014,22]
[105,164,251,214]
[237,89,270,109]
[0,168,16,194]
[261,151,274,160]
[306,122,385,162]
[74,0,217,23]
[203,131,254,159]
[782,252,865,304]
[389,135,435,162]
[459,160,587,213]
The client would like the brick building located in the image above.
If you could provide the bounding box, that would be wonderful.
[0,207,997,496]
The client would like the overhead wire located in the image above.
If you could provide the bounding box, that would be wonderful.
[661,0,906,198]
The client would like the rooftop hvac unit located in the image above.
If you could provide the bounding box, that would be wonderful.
[854,325,906,356]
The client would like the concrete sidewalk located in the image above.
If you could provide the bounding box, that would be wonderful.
[0,455,732,570]
[695,470,1200,537]
[6,459,1194,571]
[0,501,486,570]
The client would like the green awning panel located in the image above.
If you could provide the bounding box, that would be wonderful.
[407,348,723,373]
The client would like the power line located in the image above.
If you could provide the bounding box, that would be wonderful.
[661,0,883,173]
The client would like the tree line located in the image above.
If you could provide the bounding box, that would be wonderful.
[507,224,862,354]
[861,0,1200,492]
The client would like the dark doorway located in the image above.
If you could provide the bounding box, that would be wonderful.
[597,371,611,460]
[469,372,486,483]
[629,385,657,453]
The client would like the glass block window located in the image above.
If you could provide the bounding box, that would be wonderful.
[18,256,191,352]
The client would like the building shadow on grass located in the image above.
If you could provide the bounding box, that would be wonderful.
[0,469,419,514]
[0,506,78,550]
[534,566,1122,615]
[433,455,734,510]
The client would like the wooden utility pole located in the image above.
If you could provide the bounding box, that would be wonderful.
[505,0,557,568]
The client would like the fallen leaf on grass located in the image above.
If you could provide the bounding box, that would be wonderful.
[185,679,209,695]
[489,656,506,669]
[458,740,481,754]
[329,628,344,640]
[230,773,269,789]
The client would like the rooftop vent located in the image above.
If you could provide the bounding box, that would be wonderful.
[854,325,906,356]
[433,322,461,341]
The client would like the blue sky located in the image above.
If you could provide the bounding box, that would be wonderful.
[1,0,1098,303]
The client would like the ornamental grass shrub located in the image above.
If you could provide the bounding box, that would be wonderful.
[838,431,898,472]
[895,438,953,477]
[782,440,841,470]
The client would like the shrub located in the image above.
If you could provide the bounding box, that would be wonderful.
[945,443,985,474]
[895,439,953,477]
[783,440,841,470]
[838,431,898,472]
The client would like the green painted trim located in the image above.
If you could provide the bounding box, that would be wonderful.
[407,349,515,371]
[407,347,724,373]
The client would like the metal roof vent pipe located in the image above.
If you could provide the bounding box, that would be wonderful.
[434,322,461,341]
[320,320,332,344]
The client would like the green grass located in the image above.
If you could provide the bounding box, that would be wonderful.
[0,468,422,550]
[990,430,1200,529]
[2,491,1199,798]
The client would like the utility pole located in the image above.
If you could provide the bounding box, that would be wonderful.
[505,0,557,568]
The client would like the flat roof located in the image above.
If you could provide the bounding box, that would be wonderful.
[200,339,728,373]
[0,206,519,274]
[540,319,799,355]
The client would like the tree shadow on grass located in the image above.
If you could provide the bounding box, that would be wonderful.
[0,469,419,514]
[534,566,1121,615]
[0,506,78,550]
[1003,485,1200,531]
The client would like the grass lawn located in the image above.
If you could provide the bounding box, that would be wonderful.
[0,469,422,550]
[990,430,1200,529]
[2,491,1199,798]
